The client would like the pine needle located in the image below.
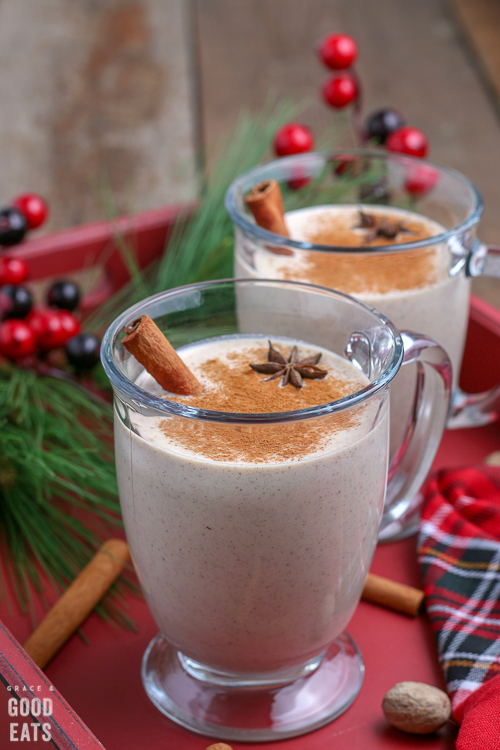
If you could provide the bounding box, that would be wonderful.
[0,363,136,629]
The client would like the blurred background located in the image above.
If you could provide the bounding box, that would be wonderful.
[2,0,500,303]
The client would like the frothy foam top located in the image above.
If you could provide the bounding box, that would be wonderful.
[131,336,375,464]
[256,205,448,296]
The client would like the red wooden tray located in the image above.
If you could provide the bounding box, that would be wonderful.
[1,208,500,749]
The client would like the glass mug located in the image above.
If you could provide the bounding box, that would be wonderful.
[102,279,451,741]
[227,150,500,539]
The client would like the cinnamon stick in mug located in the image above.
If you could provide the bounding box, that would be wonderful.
[122,314,203,395]
[245,179,290,238]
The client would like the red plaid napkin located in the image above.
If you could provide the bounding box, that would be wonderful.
[418,466,500,749]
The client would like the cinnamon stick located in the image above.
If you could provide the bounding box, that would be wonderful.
[245,179,290,238]
[24,539,130,669]
[122,314,202,395]
[362,573,425,617]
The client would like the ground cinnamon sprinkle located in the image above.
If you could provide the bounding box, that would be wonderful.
[153,342,368,463]
[280,209,444,295]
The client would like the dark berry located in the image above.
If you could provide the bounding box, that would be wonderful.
[404,164,440,197]
[0,208,27,247]
[318,34,358,70]
[38,309,81,350]
[386,127,428,158]
[322,73,358,108]
[365,108,406,144]
[65,333,100,370]
[0,285,33,319]
[0,319,36,360]
[274,123,314,157]
[13,193,48,229]
[47,280,80,311]
[0,256,28,285]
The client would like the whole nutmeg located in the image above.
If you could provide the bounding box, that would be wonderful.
[206,744,233,750]
[484,451,500,466]
[382,681,451,734]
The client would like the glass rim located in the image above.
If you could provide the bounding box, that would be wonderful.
[224,148,484,254]
[101,278,404,424]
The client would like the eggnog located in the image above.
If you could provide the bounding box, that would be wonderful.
[235,204,468,450]
[114,334,388,673]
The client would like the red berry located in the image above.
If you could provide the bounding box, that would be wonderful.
[0,319,36,360]
[286,165,311,190]
[38,309,81,350]
[386,127,428,158]
[0,256,28,285]
[319,34,358,70]
[404,164,439,196]
[288,176,311,190]
[322,74,358,108]
[12,193,48,230]
[274,123,314,157]
[332,154,362,176]
[26,307,51,341]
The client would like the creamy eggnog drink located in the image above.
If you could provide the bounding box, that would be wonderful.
[115,334,387,673]
[103,279,451,739]
[234,197,467,461]
[237,204,469,386]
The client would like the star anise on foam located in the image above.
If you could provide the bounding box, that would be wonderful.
[355,210,413,243]
[249,341,327,389]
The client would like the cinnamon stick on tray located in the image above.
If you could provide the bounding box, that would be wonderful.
[245,179,290,238]
[363,573,425,617]
[123,314,202,395]
[24,539,130,669]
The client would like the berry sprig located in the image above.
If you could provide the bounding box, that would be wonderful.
[0,194,101,372]
[318,33,363,148]
[319,34,359,110]
[0,193,49,248]
[271,33,436,199]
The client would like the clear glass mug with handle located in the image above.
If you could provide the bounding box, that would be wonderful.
[101,278,451,741]
[227,149,499,538]
[226,149,500,434]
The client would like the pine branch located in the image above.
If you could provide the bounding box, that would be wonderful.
[0,365,136,628]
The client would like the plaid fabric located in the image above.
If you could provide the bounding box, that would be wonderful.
[418,465,500,720]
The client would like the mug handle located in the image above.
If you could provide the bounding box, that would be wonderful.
[445,240,500,429]
[378,331,452,542]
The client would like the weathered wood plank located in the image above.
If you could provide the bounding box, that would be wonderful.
[452,0,500,102]
[0,0,198,231]
[449,0,500,305]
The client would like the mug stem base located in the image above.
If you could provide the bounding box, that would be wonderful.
[141,632,364,742]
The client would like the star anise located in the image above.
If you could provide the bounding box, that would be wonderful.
[249,341,327,389]
[355,210,413,243]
